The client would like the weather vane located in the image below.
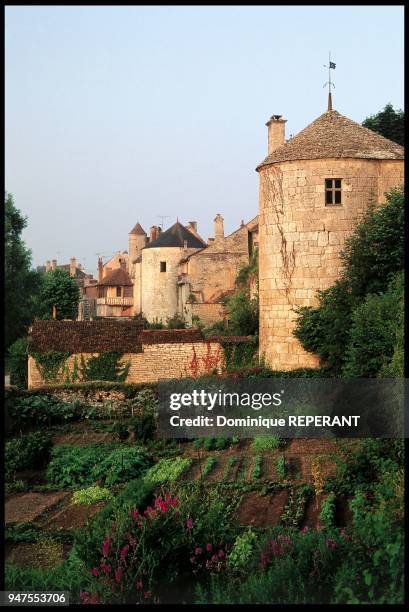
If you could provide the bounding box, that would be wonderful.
[323,51,336,110]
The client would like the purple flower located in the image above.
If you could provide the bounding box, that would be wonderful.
[206,543,212,552]
[186,517,193,531]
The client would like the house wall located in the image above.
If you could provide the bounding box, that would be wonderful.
[258,157,404,370]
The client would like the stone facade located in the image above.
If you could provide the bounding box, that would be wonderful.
[257,109,404,370]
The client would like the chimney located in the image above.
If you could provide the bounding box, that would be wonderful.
[70,257,77,277]
[183,239,188,252]
[150,225,159,242]
[265,115,287,154]
[45,260,51,272]
[51,259,57,270]
[214,214,224,241]
[187,221,197,233]
[98,256,103,283]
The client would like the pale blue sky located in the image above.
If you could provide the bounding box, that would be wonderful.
[5,5,404,275]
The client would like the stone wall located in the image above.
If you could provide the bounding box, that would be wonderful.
[185,302,227,327]
[258,158,404,370]
[28,340,225,389]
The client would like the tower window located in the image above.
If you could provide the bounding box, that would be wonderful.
[160,261,166,273]
[325,178,342,205]
[116,287,122,297]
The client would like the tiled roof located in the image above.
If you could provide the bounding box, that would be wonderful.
[257,110,404,169]
[145,222,206,249]
[99,267,133,287]
[140,329,204,344]
[129,222,146,235]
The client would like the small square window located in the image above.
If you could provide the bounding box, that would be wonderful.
[160,261,166,273]
[116,287,121,297]
[325,178,342,206]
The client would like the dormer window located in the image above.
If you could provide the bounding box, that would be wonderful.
[325,178,342,205]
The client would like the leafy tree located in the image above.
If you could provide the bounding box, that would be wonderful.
[40,267,80,320]
[342,272,403,378]
[224,289,259,336]
[362,103,404,145]
[5,193,42,348]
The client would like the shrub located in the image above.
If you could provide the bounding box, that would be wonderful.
[93,447,151,487]
[8,337,28,388]
[7,394,90,430]
[6,432,52,477]
[111,422,129,442]
[72,486,113,505]
[142,457,192,484]
[252,455,263,479]
[202,456,217,478]
[276,455,286,480]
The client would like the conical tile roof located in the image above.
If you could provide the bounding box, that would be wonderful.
[129,222,146,235]
[257,110,404,169]
[145,221,206,249]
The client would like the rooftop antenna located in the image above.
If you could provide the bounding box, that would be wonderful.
[323,51,336,111]
[157,215,169,229]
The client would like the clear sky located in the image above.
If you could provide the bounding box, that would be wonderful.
[5,5,404,275]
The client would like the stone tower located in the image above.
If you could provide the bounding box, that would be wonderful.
[141,221,206,322]
[128,222,147,264]
[257,107,404,370]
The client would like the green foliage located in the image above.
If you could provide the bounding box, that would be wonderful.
[5,192,43,348]
[130,412,156,442]
[202,456,217,477]
[280,484,313,528]
[7,394,92,430]
[319,492,336,530]
[224,289,259,336]
[275,455,286,479]
[252,436,283,452]
[111,421,129,442]
[166,313,186,329]
[40,267,80,320]
[235,248,258,289]
[72,486,113,505]
[228,529,257,571]
[342,272,403,377]
[143,457,192,484]
[252,455,263,479]
[46,444,150,488]
[294,187,404,375]
[223,337,258,369]
[362,103,404,145]
[31,351,70,383]
[8,337,29,388]
[79,352,130,382]
[223,456,238,481]
[6,432,53,477]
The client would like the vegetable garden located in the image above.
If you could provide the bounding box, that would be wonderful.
[4,385,404,604]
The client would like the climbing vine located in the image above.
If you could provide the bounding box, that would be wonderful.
[261,167,295,300]
[79,352,130,382]
[31,351,70,383]
[222,339,258,370]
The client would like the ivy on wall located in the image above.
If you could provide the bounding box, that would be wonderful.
[79,352,130,382]
[31,351,70,383]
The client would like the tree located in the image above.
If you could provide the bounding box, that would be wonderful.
[40,267,80,320]
[5,192,42,348]
[362,103,404,145]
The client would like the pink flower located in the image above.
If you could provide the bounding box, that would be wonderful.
[186,517,193,531]
[325,538,338,549]
[91,567,99,577]
[144,591,152,599]
[206,543,212,552]
[211,554,217,562]
[190,556,197,564]
[218,549,225,558]
[100,563,111,574]
[115,566,124,583]
[90,593,99,605]
[120,544,130,561]
[301,526,309,534]
[102,538,110,558]
[195,547,203,555]
[80,592,89,602]
[136,580,143,590]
